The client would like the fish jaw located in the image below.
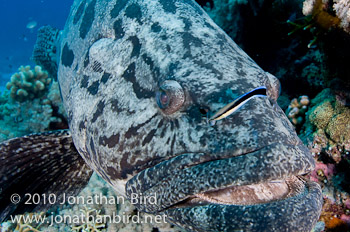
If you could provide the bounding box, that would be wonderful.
[163,180,322,232]
[125,142,322,231]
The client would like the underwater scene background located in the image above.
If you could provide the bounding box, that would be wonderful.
[1,0,350,231]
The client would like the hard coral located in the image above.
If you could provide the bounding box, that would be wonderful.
[12,212,46,232]
[303,0,350,33]
[333,0,350,33]
[71,206,105,232]
[0,79,66,142]
[303,0,340,29]
[6,65,51,102]
[286,95,310,127]
[307,89,350,148]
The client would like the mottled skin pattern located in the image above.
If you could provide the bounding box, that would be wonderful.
[57,0,322,231]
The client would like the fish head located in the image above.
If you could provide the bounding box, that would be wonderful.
[59,0,322,231]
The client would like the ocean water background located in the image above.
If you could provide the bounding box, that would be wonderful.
[0,0,73,91]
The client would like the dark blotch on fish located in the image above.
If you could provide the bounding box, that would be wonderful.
[125,3,142,23]
[128,36,141,58]
[122,62,153,99]
[110,0,128,18]
[91,101,105,123]
[80,75,89,88]
[61,43,74,67]
[87,80,100,95]
[151,22,162,33]
[159,0,177,14]
[73,0,86,24]
[113,19,125,40]
[142,129,157,146]
[92,61,103,73]
[101,72,111,84]
[83,50,90,68]
[79,0,96,39]
[99,134,120,148]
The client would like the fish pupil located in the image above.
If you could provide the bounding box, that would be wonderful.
[199,108,208,115]
[156,90,169,109]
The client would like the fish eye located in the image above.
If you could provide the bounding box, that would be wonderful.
[156,80,185,115]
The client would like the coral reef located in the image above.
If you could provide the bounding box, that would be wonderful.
[5,212,47,232]
[0,66,66,142]
[318,196,350,231]
[203,0,249,45]
[302,0,340,30]
[333,0,350,33]
[6,65,52,102]
[299,49,328,88]
[286,95,310,127]
[32,26,61,79]
[300,89,350,231]
[302,0,350,33]
[304,88,350,156]
[71,206,106,232]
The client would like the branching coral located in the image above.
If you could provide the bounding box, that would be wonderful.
[333,0,350,33]
[71,206,106,232]
[0,78,66,142]
[302,0,350,33]
[302,0,340,29]
[286,95,310,127]
[12,212,46,232]
[6,65,52,102]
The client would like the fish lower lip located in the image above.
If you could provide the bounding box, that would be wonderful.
[172,175,306,208]
[162,179,322,232]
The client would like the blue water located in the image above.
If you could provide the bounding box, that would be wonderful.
[0,0,73,91]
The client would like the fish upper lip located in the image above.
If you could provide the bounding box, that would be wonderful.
[126,142,315,213]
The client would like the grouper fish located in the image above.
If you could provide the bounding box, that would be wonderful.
[0,0,323,231]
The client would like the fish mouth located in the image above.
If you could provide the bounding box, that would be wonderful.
[126,142,322,231]
[125,142,318,212]
[174,175,306,208]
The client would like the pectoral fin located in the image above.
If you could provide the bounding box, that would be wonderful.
[0,130,92,222]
